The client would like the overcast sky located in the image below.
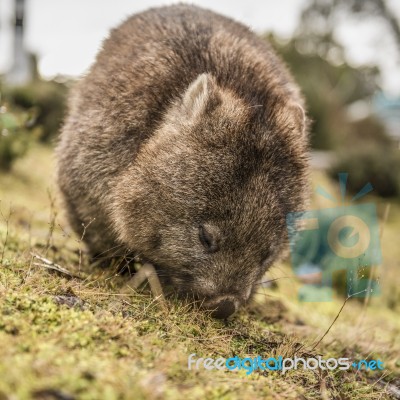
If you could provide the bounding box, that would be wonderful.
[1,0,399,95]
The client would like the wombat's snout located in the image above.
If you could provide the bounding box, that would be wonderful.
[203,296,238,319]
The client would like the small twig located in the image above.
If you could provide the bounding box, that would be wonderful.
[74,219,95,294]
[357,203,391,330]
[31,253,82,278]
[311,289,367,351]
[76,219,95,276]
[45,189,58,255]
[363,203,390,308]
[0,279,6,294]
[0,203,12,265]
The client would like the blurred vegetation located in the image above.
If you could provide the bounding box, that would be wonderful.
[0,77,67,170]
[330,145,400,197]
[2,79,67,143]
[0,103,30,171]
[300,0,400,52]
[269,0,400,198]
[269,35,381,150]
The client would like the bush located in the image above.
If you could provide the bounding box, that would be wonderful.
[0,106,30,171]
[4,80,67,142]
[329,144,400,198]
[347,116,392,148]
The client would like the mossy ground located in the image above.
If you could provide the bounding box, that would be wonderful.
[0,144,399,399]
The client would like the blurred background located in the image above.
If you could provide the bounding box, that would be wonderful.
[0,0,400,303]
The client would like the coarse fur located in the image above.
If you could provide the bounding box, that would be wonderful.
[57,4,310,318]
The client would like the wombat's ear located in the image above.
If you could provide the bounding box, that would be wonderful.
[182,73,217,119]
[288,102,306,136]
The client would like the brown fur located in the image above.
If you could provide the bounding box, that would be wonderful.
[57,4,310,318]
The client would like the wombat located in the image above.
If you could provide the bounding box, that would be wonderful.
[57,4,309,319]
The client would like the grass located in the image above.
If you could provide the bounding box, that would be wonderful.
[0,143,399,399]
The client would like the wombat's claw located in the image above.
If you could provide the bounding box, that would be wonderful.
[120,263,167,312]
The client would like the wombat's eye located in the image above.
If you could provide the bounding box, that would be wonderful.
[198,224,219,253]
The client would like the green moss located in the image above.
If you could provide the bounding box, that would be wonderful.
[0,144,398,399]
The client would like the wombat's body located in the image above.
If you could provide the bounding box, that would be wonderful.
[57,5,309,318]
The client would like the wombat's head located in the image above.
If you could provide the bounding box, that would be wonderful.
[112,73,309,318]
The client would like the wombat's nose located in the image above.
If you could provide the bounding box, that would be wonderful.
[210,298,236,319]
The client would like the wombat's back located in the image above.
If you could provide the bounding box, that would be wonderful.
[57,4,306,256]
